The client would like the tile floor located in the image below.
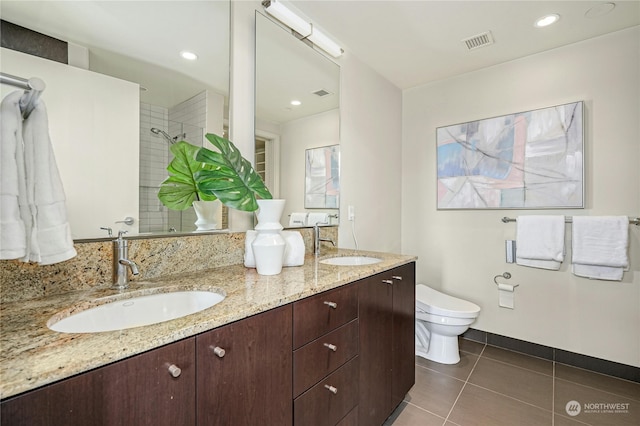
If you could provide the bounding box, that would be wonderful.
[385,339,640,426]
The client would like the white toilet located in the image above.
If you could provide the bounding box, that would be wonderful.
[415,284,481,364]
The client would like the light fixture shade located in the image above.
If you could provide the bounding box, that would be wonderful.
[308,27,343,58]
[263,0,312,37]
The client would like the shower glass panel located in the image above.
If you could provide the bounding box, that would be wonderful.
[139,116,205,234]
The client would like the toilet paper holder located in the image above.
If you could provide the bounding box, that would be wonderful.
[494,272,519,288]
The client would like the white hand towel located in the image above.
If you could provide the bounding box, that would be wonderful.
[572,216,628,281]
[515,215,565,270]
[307,212,329,226]
[21,99,77,265]
[288,212,308,227]
[282,230,305,266]
[0,91,27,260]
[244,230,306,268]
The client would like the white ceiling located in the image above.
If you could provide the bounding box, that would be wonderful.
[289,0,640,90]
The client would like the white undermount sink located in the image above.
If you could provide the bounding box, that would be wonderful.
[48,290,225,333]
[320,256,382,266]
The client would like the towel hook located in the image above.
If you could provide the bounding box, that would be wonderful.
[494,272,516,286]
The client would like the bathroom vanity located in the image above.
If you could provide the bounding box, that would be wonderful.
[0,251,416,426]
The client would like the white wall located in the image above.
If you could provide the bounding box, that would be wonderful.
[1,48,139,239]
[402,27,640,367]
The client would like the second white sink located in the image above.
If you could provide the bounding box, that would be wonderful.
[320,256,381,266]
[48,290,225,333]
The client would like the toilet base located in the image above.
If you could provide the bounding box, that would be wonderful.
[416,333,461,365]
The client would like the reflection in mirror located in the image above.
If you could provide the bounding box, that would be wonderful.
[305,145,340,208]
[255,12,340,227]
[0,1,230,238]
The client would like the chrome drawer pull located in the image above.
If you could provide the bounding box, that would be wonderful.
[382,279,393,285]
[324,301,338,309]
[324,384,338,394]
[167,364,182,378]
[392,275,403,280]
[323,343,337,352]
[211,346,226,358]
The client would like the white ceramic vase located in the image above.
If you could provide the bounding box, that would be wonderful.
[252,199,286,275]
[192,200,220,231]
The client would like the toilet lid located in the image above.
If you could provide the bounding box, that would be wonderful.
[416,284,480,318]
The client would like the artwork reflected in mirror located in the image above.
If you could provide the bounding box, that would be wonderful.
[305,145,340,209]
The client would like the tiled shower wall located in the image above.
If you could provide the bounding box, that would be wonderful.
[139,91,208,233]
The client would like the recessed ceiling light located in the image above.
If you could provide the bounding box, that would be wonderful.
[290,100,302,106]
[535,14,560,28]
[180,50,198,60]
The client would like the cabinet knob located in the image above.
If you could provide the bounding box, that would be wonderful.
[167,364,182,378]
[382,279,393,285]
[392,275,403,280]
[323,301,338,309]
[324,384,338,394]
[323,343,337,352]
[211,346,226,358]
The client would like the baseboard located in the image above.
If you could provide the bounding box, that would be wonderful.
[462,328,640,384]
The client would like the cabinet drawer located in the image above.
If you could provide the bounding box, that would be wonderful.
[294,357,359,426]
[336,406,358,426]
[293,284,358,349]
[293,319,358,397]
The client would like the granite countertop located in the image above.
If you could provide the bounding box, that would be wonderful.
[0,249,416,399]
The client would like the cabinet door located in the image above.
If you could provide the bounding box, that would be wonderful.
[1,338,196,426]
[391,262,416,408]
[196,305,293,426]
[358,271,393,425]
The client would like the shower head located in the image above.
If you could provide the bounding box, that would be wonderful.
[150,127,176,145]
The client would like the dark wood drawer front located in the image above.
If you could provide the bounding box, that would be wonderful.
[293,319,359,397]
[293,284,358,349]
[336,406,358,426]
[294,357,359,426]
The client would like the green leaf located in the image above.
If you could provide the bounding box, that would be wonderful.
[194,133,272,212]
[157,141,217,211]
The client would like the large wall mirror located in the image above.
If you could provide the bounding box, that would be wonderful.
[0,1,230,239]
[255,12,340,228]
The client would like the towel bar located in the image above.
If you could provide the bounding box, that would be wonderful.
[501,216,639,226]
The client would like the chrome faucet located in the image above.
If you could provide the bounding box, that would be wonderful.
[314,222,336,255]
[112,231,139,289]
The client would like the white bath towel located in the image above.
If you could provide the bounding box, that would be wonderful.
[572,216,629,281]
[288,212,308,227]
[21,99,76,265]
[244,230,305,268]
[0,91,27,260]
[306,212,329,226]
[515,215,565,270]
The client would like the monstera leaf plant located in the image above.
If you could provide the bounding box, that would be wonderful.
[157,133,272,212]
[195,133,272,212]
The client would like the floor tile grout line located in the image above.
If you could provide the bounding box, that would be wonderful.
[400,400,448,423]
[442,342,486,424]
[554,376,640,403]
[478,353,555,378]
[552,361,555,426]
[464,381,555,414]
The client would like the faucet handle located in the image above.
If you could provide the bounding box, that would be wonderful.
[100,227,113,237]
[117,230,128,240]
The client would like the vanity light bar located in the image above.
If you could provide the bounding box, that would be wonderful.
[262,0,343,58]
[262,0,311,37]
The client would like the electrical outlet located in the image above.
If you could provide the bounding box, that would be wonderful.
[348,205,355,221]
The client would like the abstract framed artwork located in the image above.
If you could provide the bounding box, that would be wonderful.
[436,101,584,209]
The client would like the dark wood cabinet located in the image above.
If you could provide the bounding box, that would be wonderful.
[359,263,416,425]
[196,304,293,426]
[1,337,196,426]
[293,284,360,425]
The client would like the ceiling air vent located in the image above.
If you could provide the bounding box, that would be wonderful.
[312,89,332,97]
[462,31,494,50]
